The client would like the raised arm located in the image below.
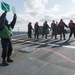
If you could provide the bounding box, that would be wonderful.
[10,14,17,29]
[64,23,68,28]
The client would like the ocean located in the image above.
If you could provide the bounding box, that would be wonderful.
[13,31,27,35]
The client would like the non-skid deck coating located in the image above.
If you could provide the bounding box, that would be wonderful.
[0,34,75,75]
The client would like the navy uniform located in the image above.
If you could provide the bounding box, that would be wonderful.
[0,11,17,66]
[51,20,57,39]
[42,21,49,39]
[58,19,68,40]
[68,20,75,40]
[28,22,33,38]
[34,22,39,39]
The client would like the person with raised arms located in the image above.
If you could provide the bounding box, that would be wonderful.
[0,10,17,66]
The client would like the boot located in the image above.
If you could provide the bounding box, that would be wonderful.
[2,59,9,66]
[7,58,13,63]
[64,38,66,40]
[55,35,57,39]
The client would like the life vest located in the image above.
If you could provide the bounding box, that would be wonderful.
[59,21,64,26]
[0,25,12,39]
[51,23,55,28]
[69,22,75,28]
[35,24,38,28]
[28,24,32,28]
[43,23,47,28]
[43,23,46,27]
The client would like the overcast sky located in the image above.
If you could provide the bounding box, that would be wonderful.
[0,0,75,31]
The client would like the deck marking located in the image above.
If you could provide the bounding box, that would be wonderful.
[44,48,75,64]
[26,41,75,49]
[25,41,75,64]
[63,46,75,49]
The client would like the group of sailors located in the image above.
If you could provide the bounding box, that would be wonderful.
[27,19,75,41]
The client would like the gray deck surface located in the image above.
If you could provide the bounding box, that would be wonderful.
[0,34,75,75]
